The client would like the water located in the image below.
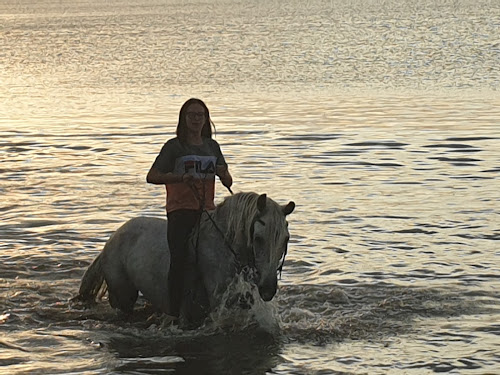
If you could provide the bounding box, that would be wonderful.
[1,0,499,373]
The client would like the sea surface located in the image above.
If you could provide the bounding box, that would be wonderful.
[1,0,499,374]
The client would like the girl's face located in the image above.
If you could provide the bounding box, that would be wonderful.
[185,103,206,134]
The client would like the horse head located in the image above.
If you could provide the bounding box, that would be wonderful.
[220,192,295,305]
[251,194,295,301]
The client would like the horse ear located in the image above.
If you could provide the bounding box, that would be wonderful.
[283,201,295,216]
[257,194,267,212]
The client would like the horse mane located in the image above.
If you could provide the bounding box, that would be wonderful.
[216,192,286,254]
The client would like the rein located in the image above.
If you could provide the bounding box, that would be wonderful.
[277,247,287,280]
[188,183,286,279]
[201,208,253,273]
[188,182,256,275]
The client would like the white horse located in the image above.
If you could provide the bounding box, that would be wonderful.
[74,192,295,326]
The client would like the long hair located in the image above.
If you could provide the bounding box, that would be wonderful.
[176,98,214,143]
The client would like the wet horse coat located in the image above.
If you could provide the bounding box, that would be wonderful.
[76,192,295,326]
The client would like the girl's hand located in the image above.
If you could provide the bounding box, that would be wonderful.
[181,173,195,185]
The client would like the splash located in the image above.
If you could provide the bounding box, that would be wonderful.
[204,273,281,335]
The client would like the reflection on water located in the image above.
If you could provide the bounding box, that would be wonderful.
[108,331,282,374]
[1,0,499,373]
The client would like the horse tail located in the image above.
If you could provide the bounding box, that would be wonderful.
[75,252,106,303]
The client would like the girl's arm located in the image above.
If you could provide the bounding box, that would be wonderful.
[147,166,187,184]
[216,165,233,189]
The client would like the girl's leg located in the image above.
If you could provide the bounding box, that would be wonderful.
[166,209,200,317]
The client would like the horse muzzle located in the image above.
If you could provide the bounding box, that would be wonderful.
[258,278,277,301]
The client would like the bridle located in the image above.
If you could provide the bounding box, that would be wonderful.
[249,213,287,280]
[189,182,286,280]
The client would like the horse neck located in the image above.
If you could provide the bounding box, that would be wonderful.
[208,203,252,259]
[208,205,229,233]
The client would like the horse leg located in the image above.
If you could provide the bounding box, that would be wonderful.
[180,267,210,326]
[139,279,169,314]
[105,269,138,314]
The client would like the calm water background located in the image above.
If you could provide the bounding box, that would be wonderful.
[1,0,499,374]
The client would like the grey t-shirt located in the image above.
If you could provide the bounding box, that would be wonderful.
[152,137,227,176]
[151,137,228,211]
